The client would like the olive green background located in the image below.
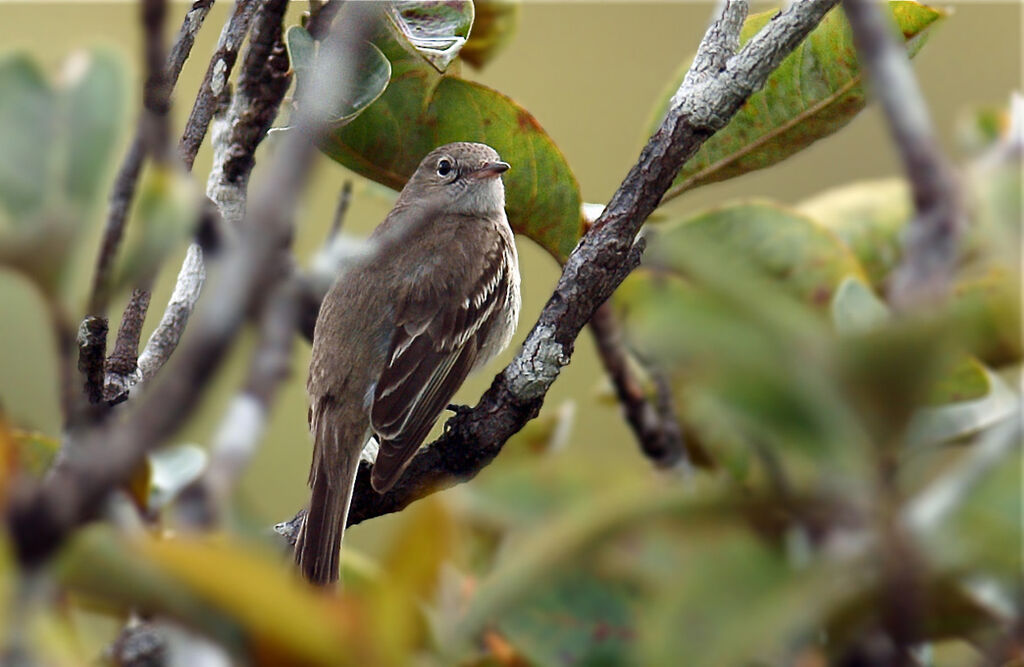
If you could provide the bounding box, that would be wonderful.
[0,2,1020,555]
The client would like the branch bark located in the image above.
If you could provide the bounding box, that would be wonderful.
[315,0,842,530]
[842,0,963,310]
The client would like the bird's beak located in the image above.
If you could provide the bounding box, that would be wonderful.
[470,161,510,179]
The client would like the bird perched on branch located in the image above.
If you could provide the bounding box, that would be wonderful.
[295,142,521,586]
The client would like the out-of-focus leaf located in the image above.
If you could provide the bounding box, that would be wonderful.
[798,178,912,286]
[907,367,1017,446]
[0,54,56,223]
[645,202,867,310]
[285,25,315,75]
[114,165,198,290]
[824,576,1009,655]
[147,443,208,511]
[640,534,851,667]
[955,104,1010,157]
[286,27,391,126]
[617,236,867,469]
[446,481,734,649]
[933,427,1022,577]
[10,428,59,478]
[58,528,368,666]
[386,1,474,73]
[63,49,125,208]
[651,2,944,198]
[830,277,992,409]
[320,24,583,262]
[837,316,961,444]
[461,0,520,69]
[496,570,635,666]
[951,267,1022,366]
[502,400,575,459]
[372,498,455,665]
[830,276,891,335]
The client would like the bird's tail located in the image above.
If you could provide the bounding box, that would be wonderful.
[294,411,361,587]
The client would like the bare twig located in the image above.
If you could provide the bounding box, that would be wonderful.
[87,0,212,318]
[106,289,152,379]
[79,0,214,415]
[588,303,686,466]
[109,0,271,399]
[179,0,258,170]
[295,0,841,530]
[206,0,294,227]
[842,0,963,310]
[328,180,353,240]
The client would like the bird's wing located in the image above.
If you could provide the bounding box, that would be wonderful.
[369,240,510,493]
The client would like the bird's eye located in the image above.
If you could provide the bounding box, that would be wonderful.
[436,158,454,177]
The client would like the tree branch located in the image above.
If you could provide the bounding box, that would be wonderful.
[588,303,686,466]
[6,1,377,567]
[179,0,258,171]
[841,0,963,310]
[309,0,842,529]
[86,0,212,319]
[77,0,214,417]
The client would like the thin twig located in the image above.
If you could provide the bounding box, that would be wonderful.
[79,0,214,415]
[284,0,840,530]
[588,303,686,466]
[179,0,258,170]
[328,180,353,240]
[87,0,212,318]
[842,0,963,310]
[105,289,152,387]
[206,0,294,227]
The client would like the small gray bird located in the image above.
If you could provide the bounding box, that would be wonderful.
[295,142,521,586]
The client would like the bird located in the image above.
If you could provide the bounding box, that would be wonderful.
[295,142,521,586]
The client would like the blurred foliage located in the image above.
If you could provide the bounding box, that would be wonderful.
[0,49,125,294]
[0,2,1020,666]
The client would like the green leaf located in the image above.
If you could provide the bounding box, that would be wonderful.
[640,535,850,667]
[319,26,583,262]
[63,49,126,209]
[645,201,867,309]
[651,2,945,199]
[461,0,520,69]
[386,1,474,73]
[951,266,1022,366]
[285,27,392,126]
[0,53,57,222]
[285,25,316,74]
[496,570,635,666]
[445,481,735,650]
[798,178,912,287]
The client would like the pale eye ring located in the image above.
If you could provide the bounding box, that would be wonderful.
[436,157,454,177]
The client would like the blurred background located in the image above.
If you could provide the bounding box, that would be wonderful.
[0,0,1019,561]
